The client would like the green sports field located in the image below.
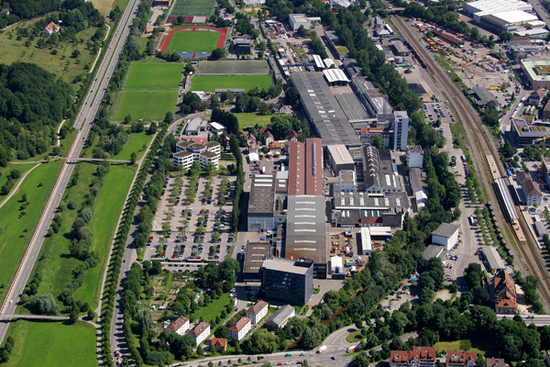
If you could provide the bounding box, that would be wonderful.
[170,0,216,16]
[124,63,182,89]
[114,90,178,121]
[190,75,272,93]
[3,320,97,367]
[166,30,220,53]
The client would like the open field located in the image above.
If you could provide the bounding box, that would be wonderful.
[191,75,272,93]
[170,0,216,16]
[0,21,99,88]
[0,161,63,303]
[90,0,116,16]
[124,63,182,89]
[0,163,37,204]
[113,131,154,161]
[32,163,135,310]
[3,320,97,367]
[191,292,230,323]
[166,30,219,53]
[198,60,270,75]
[434,339,491,356]
[204,111,274,130]
[114,90,177,121]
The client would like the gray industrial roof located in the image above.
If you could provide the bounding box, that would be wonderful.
[333,191,409,212]
[248,174,275,214]
[262,257,311,275]
[289,72,360,147]
[327,144,354,165]
[243,242,272,276]
[185,117,207,132]
[339,170,356,185]
[432,223,459,238]
[267,305,295,327]
[335,93,370,123]
[472,87,497,106]
[362,145,401,191]
[285,195,327,264]
[483,246,506,270]
[422,244,447,261]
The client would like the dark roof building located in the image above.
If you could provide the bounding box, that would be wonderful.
[289,72,360,147]
[247,174,287,232]
[243,242,272,282]
[362,144,402,192]
[265,304,295,330]
[262,258,314,306]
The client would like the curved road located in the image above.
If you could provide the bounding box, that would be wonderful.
[0,0,143,343]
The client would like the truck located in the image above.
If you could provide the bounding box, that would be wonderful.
[317,345,327,354]
[347,345,358,353]
[262,166,266,174]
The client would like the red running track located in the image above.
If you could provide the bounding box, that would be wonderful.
[159,26,227,55]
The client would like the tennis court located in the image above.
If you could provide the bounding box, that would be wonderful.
[170,0,216,16]
[198,60,270,75]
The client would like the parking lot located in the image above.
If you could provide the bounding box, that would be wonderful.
[145,173,237,267]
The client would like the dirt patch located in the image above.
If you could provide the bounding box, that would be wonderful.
[89,0,115,17]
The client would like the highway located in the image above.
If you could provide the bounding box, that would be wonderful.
[497,314,550,326]
[0,0,143,344]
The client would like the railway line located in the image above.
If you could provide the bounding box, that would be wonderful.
[383,8,550,310]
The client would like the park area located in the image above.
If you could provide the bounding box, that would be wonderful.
[191,75,272,93]
[170,0,216,16]
[3,320,97,367]
[113,62,182,121]
[0,161,63,305]
[29,162,135,310]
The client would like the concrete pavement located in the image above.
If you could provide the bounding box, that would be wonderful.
[0,0,143,344]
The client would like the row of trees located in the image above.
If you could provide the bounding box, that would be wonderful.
[100,128,167,367]
[229,133,244,231]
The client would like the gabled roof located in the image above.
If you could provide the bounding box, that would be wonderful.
[286,130,299,140]
[189,322,210,338]
[229,316,251,332]
[263,131,274,139]
[167,316,188,332]
[249,141,258,150]
[211,338,227,348]
[516,171,542,196]
[486,358,505,367]
[247,300,268,315]
[269,142,281,149]
[446,351,478,366]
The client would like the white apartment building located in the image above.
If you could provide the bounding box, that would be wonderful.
[188,322,210,346]
[229,316,251,341]
[246,301,269,324]
[173,140,221,170]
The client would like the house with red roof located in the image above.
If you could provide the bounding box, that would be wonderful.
[263,131,274,146]
[286,130,299,142]
[269,142,281,154]
[249,141,259,154]
[43,21,60,35]
[166,316,189,336]
[446,352,478,367]
[210,337,227,351]
[494,270,517,314]
[0,9,9,16]
[229,316,251,341]
[390,347,436,367]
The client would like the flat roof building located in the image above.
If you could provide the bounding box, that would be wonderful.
[432,223,459,251]
[289,72,360,147]
[243,242,272,282]
[360,227,373,255]
[262,258,314,306]
[351,77,394,121]
[482,246,506,273]
[174,141,221,170]
[327,144,355,175]
[265,304,295,330]
[521,57,550,90]
[422,244,447,266]
[184,117,208,135]
[394,111,409,150]
[334,93,370,124]
[289,13,311,30]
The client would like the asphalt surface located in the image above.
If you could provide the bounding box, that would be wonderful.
[0,0,142,344]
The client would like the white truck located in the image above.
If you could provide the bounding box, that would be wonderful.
[317,345,327,353]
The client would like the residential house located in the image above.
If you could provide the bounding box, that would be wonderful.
[210,338,227,351]
[516,171,543,206]
[249,141,259,154]
[528,89,546,104]
[360,127,391,148]
[269,142,281,155]
[166,316,189,336]
[43,21,60,35]
[0,9,9,16]
[390,347,436,367]
[494,270,517,314]
[229,316,251,341]
[263,131,274,146]
[188,322,210,346]
[286,130,299,142]
[446,352,478,367]
[246,300,269,324]
[486,359,505,367]
[247,133,257,145]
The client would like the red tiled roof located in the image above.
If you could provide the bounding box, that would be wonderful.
[269,142,281,149]
[167,316,188,332]
[446,351,478,366]
[211,338,227,348]
[229,316,250,332]
[305,138,322,196]
[286,130,299,140]
[179,136,207,144]
[360,217,383,224]
[288,141,305,196]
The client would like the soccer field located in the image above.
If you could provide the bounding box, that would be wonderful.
[114,90,177,121]
[166,30,220,53]
[170,0,216,16]
[191,75,273,92]
[124,63,182,89]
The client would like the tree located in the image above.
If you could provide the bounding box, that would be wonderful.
[70,307,79,323]
[148,122,158,135]
[211,48,225,60]
[87,308,96,320]
[353,352,370,367]
[389,311,408,335]
[130,152,137,165]
[285,87,301,109]
[271,115,292,140]
[164,111,174,124]
[460,339,472,351]
[136,309,154,333]
[71,49,81,58]
[297,25,308,37]
[30,294,59,315]
[372,136,384,149]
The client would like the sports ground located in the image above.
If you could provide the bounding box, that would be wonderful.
[159,26,226,59]
[113,63,181,121]
[170,0,216,16]
[191,60,273,92]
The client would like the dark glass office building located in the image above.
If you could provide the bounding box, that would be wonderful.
[261,258,314,306]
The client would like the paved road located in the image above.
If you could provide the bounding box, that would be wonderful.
[0,0,142,344]
[498,314,550,326]
[0,163,41,210]
[527,0,550,28]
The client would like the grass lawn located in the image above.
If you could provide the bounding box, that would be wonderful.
[190,75,272,93]
[0,22,99,88]
[346,329,362,343]
[113,132,154,161]
[3,320,97,367]
[170,0,216,16]
[114,90,178,121]
[0,161,63,303]
[434,340,491,356]
[124,63,182,89]
[167,31,220,53]
[32,163,135,310]
[335,45,349,54]
[0,163,37,204]
[90,0,118,16]
[204,111,275,130]
[191,292,231,323]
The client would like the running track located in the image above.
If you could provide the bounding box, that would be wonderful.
[159,26,227,57]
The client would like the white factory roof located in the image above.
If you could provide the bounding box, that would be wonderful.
[249,152,259,162]
[323,58,335,68]
[360,227,372,253]
[467,0,533,15]
[209,121,226,131]
[331,256,343,271]
[515,28,548,37]
[323,68,349,83]
[327,144,354,165]
[313,54,324,69]
[368,227,392,237]
[528,20,546,27]
[491,10,538,24]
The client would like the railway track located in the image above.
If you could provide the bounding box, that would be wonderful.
[384,9,550,310]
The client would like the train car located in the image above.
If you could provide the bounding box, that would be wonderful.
[493,177,519,224]
[486,154,501,181]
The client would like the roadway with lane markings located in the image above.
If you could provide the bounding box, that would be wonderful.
[0,0,143,344]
